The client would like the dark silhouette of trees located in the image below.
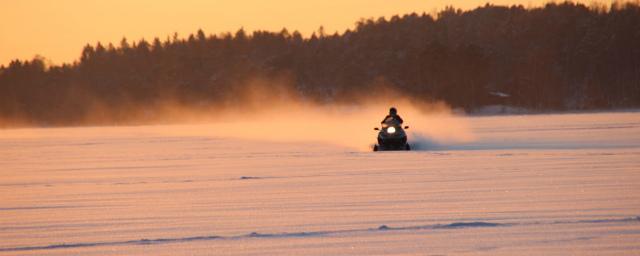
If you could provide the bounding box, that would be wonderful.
[1,2,639,126]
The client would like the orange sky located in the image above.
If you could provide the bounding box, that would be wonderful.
[0,0,612,66]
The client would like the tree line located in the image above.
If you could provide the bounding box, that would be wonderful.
[1,1,639,126]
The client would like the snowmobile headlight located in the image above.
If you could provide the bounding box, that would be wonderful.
[386,126,396,134]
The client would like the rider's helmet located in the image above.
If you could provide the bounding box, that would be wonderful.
[389,107,397,115]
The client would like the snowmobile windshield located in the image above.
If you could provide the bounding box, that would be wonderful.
[382,116,401,127]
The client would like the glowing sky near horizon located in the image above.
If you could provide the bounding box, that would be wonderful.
[1,0,613,66]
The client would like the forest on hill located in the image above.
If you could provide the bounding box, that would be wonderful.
[1,2,639,126]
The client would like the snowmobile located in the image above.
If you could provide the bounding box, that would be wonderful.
[373,121,410,151]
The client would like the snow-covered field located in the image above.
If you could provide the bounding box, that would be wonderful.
[1,111,639,255]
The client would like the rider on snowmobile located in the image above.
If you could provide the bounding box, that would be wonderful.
[374,107,410,151]
[381,107,404,125]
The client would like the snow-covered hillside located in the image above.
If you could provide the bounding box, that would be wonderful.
[1,112,639,255]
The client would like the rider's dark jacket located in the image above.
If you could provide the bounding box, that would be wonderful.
[381,114,404,124]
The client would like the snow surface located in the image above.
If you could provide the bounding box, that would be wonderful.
[1,112,639,255]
